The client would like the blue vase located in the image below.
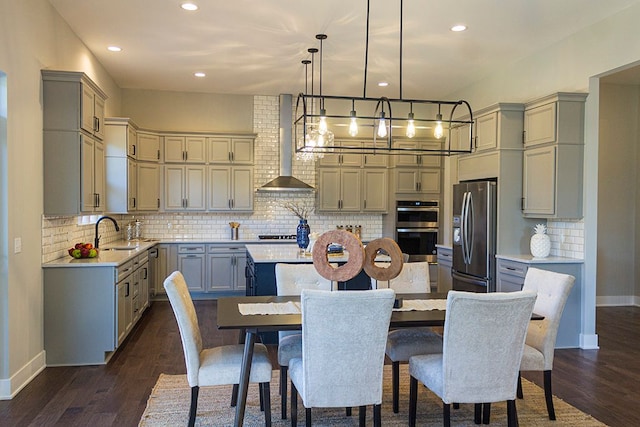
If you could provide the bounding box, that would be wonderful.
[296,219,310,250]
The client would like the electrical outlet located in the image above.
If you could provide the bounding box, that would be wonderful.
[14,237,22,254]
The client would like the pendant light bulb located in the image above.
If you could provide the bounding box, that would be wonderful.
[406,112,416,138]
[349,110,358,137]
[377,112,388,138]
[319,108,328,135]
[434,113,444,139]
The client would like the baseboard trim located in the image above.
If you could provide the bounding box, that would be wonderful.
[596,295,639,307]
[580,333,599,350]
[0,351,46,400]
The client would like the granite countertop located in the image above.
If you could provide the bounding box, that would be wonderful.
[496,254,584,264]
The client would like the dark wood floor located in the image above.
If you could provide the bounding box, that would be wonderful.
[1,302,638,426]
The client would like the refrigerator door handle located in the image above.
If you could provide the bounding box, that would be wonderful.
[466,191,474,265]
[460,191,468,264]
[452,271,489,292]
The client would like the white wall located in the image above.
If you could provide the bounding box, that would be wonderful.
[0,0,121,398]
[597,83,638,300]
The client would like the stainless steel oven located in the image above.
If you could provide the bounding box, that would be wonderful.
[395,200,439,262]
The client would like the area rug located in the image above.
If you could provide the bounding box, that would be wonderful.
[139,365,606,426]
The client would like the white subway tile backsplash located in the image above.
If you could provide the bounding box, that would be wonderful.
[547,219,584,259]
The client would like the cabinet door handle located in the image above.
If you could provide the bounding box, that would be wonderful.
[132,145,136,156]
[126,282,130,297]
[231,151,234,162]
[186,254,197,258]
[521,197,525,210]
[185,150,188,161]
[364,200,367,209]
[157,198,160,208]
[522,130,526,144]
[157,149,160,160]
[143,267,148,279]
[132,197,136,208]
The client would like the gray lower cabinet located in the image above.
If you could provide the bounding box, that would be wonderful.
[206,245,247,292]
[152,243,247,297]
[495,256,583,348]
[44,254,150,366]
[436,246,453,292]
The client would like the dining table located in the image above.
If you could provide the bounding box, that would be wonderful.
[217,292,449,426]
[216,292,543,426]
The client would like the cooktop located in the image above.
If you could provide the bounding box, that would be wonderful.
[258,234,297,240]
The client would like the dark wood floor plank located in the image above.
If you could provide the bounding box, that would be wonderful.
[1,302,638,426]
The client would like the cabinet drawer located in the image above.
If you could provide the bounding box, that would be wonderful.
[117,260,134,282]
[178,244,206,254]
[497,260,528,278]
[207,244,244,253]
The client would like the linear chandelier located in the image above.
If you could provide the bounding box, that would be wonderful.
[294,0,474,158]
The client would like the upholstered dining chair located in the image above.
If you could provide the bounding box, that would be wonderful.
[518,267,575,420]
[275,263,335,420]
[408,290,537,427]
[164,271,273,427]
[289,288,395,427]
[372,261,444,413]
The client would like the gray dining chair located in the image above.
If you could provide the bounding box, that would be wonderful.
[275,263,335,420]
[372,261,443,413]
[518,267,575,420]
[289,288,395,427]
[408,290,537,427]
[164,271,273,427]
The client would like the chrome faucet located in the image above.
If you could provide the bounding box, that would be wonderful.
[94,216,120,249]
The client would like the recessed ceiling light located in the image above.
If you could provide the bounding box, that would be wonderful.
[451,24,467,32]
[181,2,198,11]
[107,46,122,52]
[194,72,206,78]
[378,82,389,87]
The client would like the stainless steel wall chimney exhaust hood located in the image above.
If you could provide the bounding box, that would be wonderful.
[258,94,314,192]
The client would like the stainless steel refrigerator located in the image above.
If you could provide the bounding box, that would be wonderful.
[452,180,497,292]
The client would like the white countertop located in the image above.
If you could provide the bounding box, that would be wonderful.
[246,244,351,263]
[496,254,584,264]
[43,240,158,268]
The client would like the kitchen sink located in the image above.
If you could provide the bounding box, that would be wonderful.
[103,246,137,251]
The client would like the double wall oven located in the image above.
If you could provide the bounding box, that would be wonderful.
[395,200,439,262]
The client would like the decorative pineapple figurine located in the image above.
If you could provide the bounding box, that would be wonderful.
[530,223,551,258]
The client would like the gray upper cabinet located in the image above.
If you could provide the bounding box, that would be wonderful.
[164,135,207,163]
[208,137,254,164]
[42,70,108,215]
[522,93,586,218]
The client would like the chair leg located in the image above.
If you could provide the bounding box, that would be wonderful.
[507,399,519,427]
[188,386,199,427]
[373,403,382,427]
[259,382,264,411]
[346,407,352,416]
[453,403,460,409]
[231,384,238,407]
[409,376,418,427]
[482,403,490,424]
[359,405,366,427]
[261,382,272,427]
[474,403,481,424]
[291,383,298,427]
[305,408,312,427]
[392,361,400,413]
[443,403,451,427]
[517,372,523,399]
[543,370,556,420]
[281,366,288,419]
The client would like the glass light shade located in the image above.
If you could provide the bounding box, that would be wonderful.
[349,110,358,137]
[318,109,328,135]
[434,113,444,139]
[406,119,416,138]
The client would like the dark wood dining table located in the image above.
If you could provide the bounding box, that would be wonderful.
[217,292,449,427]
[216,292,544,426]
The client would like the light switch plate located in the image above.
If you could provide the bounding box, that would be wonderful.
[14,237,22,253]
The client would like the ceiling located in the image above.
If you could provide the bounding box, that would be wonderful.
[48,0,640,99]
